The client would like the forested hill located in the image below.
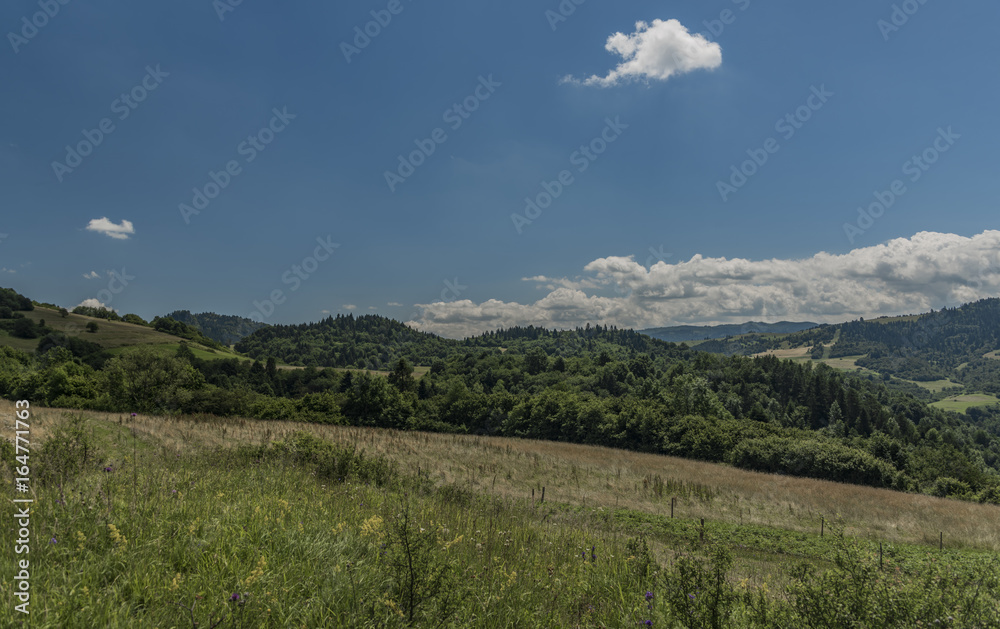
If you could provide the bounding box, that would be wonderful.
[642,321,817,343]
[234,316,692,370]
[4,286,1000,503]
[165,310,266,346]
[695,298,1000,392]
[234,314,456,369]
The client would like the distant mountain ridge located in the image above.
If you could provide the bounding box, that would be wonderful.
[641,321,818,343]
[164,310,266,345]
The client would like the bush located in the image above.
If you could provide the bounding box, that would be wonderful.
[727,436,905,489]
[977,484,1000,505]
[12,317,39,339]
[930,476,973,499]
[34,415,94,487]
[662,543,739,629]
[269,431,397,487]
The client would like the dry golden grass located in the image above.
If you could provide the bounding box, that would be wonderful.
[5,399,1000,552]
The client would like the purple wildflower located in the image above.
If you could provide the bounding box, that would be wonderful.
[103,466,113,473]
[644,621,653,627]
[50,537,57,544]
[645,591,654,601]
[230,593,240,602]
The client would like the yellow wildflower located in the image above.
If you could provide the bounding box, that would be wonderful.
[360,515,384,540]
[244,556,267,586]
[107,524,127,547]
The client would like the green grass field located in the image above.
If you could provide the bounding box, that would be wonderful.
[907,379,964,393]
[930,394,1000,413]
[2,307,246,361]
[3,401,999,627]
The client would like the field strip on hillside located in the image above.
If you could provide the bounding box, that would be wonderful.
[6,399,1000,555]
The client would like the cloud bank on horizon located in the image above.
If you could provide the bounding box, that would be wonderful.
[563,19,723,87]
[408,231,1000,339]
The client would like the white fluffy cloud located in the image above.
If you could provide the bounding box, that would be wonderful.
[342,304,357,311]
[83,271,100,280]
[408,231,1000,339]
[75,298,112,311]
[85,217,135,240]
[565,19,722,87]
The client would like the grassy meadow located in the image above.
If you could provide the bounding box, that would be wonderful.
[930,394,1000,414]
[3,400,999,627]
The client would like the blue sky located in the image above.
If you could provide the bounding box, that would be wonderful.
[2,0,999,338]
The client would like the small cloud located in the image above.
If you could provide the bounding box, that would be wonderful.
[369,306,378,310]
[387,302,403,307]
[86,217,135,240]
[0,267,14,274]
[321,309,331,315]
[564,19,722,87]
[83,271,100,280]
[342,304,357,311]
[75,298,113,311]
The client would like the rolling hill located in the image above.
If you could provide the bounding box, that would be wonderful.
[642,321,818,344]
[164,310,267,345]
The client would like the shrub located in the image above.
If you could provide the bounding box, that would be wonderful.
[270,431,397,487]
[34,415,94,487]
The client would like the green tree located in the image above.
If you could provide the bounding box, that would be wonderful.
[12,317,39,339]
[827,401,845,438]
[99,347,204,413]
[524,348,548,375]
[388,357,415,392]
[86,322,99,333]
[123,313,148,326]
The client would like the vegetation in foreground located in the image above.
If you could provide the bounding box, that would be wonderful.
[4,286,1000,507]
[2,405,999,628]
